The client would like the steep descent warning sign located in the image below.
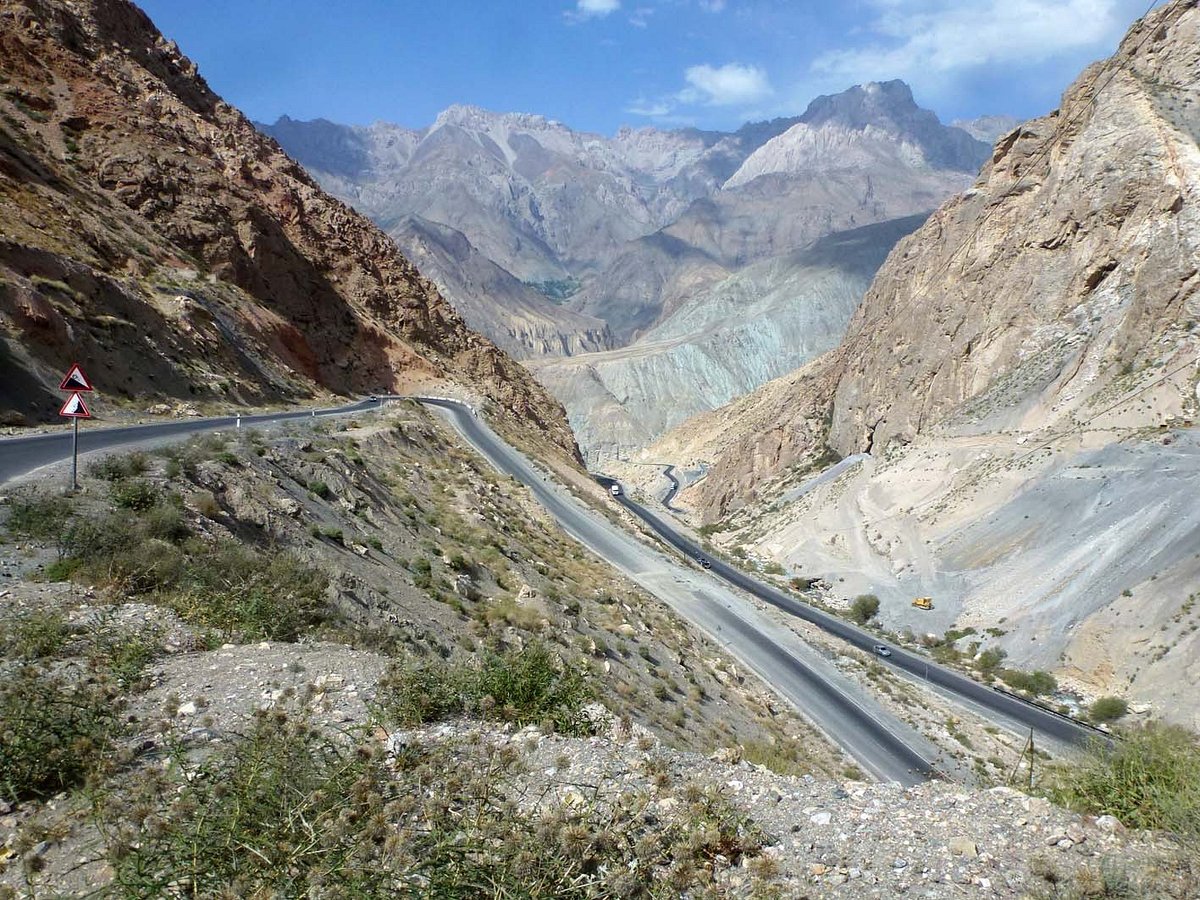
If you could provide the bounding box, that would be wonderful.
[59,363,94,392]
[59,392,92,418]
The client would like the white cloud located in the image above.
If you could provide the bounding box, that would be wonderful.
[565,0,620,22]
[626,98,674,117]
[679,62,773,106]
[813,0,1138,81]
[698,0,727,11]
[629,5,654,27]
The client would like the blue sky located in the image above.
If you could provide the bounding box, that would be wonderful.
[137,0,1156,134]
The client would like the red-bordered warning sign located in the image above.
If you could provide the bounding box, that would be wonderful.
[59,363,94,392]
[59,392,92,418]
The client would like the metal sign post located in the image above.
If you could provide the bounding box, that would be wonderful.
[58,364,94,492]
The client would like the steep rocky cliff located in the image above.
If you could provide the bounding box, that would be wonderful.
[0,0,578,461]
[645,0,1200,721]
[662,0,1199,518]
[827,2,1199,458]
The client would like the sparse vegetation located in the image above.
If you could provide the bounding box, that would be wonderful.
[95,707,769,898]
[0,664,121,802]
[377,642,594,736]
[1048,722,1200,836]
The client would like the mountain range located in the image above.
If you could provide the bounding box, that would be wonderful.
[263,81,999,459]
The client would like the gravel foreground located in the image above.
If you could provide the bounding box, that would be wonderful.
[2,638,1194,898]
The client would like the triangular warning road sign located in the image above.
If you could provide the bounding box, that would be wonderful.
[59,363,93,392]
[59,392,92,418]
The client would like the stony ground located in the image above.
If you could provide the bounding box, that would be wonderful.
[2,633,1194,898]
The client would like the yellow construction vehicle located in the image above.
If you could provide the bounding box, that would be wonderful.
[912,596,934,610]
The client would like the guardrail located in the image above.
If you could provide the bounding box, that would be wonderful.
[409,395,479,417]
[989,685,1117,739]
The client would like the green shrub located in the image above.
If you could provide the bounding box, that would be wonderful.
[142,502,190,543]
[849,594,881,625]
[166,543,330,642]
[315,525,344,544]
[1000,668,1058,696]
[0,609,71,659]
[0,665,120,801]
[977,647,1007,677]
[1048,722,1200,835]
[6,493,74,541]
[378,643,594,735]
[763,561,785,576]
[308,480,332,500]
[87,452,149,482]
[1090,696,1130,723]
[110,479,160,511]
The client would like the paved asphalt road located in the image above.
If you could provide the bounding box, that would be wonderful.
[0,393,1091,780]
[596,477,1106,751]
[419,398,940,785]
[0,398,381,484]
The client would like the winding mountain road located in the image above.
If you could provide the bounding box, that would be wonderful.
[0,399,380,484]
[598,477,1106,751]
[0,395,1095,783]
[418,398,941,784]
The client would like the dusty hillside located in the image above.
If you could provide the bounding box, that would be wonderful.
[637,0,1200,719]
[0,0,577,462]
[1,410,1195,896]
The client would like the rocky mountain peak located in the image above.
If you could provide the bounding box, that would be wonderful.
[799,79,920,130]
[431,104,564,137]
[724,81,989,189]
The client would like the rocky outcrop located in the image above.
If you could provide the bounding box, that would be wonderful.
[0,0,578,461]
[827,0,1200,457]
[658,0,1200,519]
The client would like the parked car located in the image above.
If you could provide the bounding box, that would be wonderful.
[873,644,892,657]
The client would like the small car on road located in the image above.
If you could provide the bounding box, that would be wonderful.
[873,644,892,657]
[697,556,712,569]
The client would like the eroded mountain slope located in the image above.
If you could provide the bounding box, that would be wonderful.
[0,0,577,462]
[532,217,925,461]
